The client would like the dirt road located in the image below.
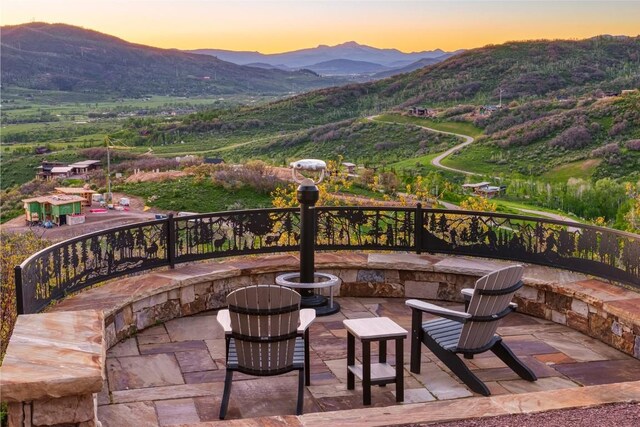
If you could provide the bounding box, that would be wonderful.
[1,193,164,241]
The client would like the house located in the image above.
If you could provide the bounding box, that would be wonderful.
[22,195,86,226]
[36,160,100,180]
[462,182,491,193]
[474,185,506,198]
[34,146,52,155]
[479,105,501,116]
[50,166,74,180]
[462,182,506,198]
[36,161,65,180]
[204,158,225,165]
[68,160,101,175]
[55,187,97,207]
[408,107,436,117]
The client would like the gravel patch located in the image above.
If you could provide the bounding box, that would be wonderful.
[400,402,640,427]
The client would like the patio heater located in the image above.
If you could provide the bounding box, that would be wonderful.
[275,159,341,316]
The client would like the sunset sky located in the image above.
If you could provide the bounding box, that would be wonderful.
[2,1,639,53]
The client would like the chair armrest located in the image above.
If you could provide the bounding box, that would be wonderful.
[216,309,231,334]
[461,288,474,299]
[298,308,316,334]
[406,299,471,323]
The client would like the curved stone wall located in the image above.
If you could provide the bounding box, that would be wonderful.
[48,253,640,359]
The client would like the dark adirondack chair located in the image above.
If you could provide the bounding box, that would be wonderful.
[406,265,537,396]
[216,285,315,419]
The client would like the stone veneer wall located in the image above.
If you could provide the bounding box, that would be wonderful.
[84,254,640,360]
[4,253,639,426]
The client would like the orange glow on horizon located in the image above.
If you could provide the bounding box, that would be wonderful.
[2,1,639,53]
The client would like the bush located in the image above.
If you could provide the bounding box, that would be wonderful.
[440,104,476,118]
[549,125,593,149]
[608,120,628,136]
[1,232,50,361]
[591,143,620,158]
[626,139,640,151]
[186,161,286,194]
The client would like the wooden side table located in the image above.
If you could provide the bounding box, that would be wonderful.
[343,317,408,405]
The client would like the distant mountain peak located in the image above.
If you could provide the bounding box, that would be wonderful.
[337,41,361,47]
[189,41,461,74]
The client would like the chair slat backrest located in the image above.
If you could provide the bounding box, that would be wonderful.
[457,265,524,352]
[227,285,301,374]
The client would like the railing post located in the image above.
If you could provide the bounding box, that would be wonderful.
[14,265,25,315]
[415,203,423,254]
[167,213,176,269]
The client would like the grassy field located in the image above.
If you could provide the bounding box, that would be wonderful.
[373,114,484,138]
[116,178,274,212]
[541,159,602,183]
[491,198,583,222]
[390,152,440,171]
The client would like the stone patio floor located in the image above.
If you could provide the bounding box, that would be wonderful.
[98,297,640,426]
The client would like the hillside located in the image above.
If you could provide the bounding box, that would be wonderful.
[117,37,640,182]
[457,92,640,181]
[179,37,640,130]
[0,22,344,96]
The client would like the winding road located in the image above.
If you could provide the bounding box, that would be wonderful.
[370,115,580,224]
[429,132,478,176]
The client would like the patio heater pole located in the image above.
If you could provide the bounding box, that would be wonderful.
[276,159,340,316]
[297,179,319,294]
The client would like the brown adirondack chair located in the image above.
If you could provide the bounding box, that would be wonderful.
[216,285,315,419]
[406,265,536,396]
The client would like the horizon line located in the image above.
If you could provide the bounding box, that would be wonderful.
[3,21,639,55]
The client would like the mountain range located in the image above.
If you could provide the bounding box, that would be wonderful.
[189,41,460,77]
[0,22,346,96]
[0,23,460,95]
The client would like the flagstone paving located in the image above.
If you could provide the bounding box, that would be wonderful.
[98,297,640,426]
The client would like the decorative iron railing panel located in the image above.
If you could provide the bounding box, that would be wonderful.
[419,210,640,286]
[173,208,300,262]
[18,220,170,314]
[16,207,639,314]
[315,207,415,251]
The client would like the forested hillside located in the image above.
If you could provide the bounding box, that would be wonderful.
[0,23,344,96]
[148,37,640,132]
[467,92,640,180]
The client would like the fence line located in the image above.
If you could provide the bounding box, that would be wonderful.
[16,207,640,314]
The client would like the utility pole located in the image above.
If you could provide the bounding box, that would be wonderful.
[106,138,112,204]
[499,88,503,108]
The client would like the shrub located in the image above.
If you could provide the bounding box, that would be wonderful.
[608,120,628,136]
[591,143,620,158]
[1,232,50,361]
[549,125,593,149]
[625,139,640,151]
[440,104,476,118]
[374,141,399,151]
[208,161,286,194]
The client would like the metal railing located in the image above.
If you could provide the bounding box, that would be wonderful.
[15,206,640,314]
